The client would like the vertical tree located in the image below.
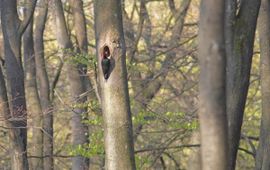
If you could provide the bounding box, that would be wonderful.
[255,0,270,169]
[198,0,228,169]
[23,0,43,168]
[33,1,53,169]
[69,0,88,54]
[225,1,261,169]
[53,0,89,169]
[69,0,91,169]
[94,0,136,169]
[0,0,37,169]
[0,61,13,168]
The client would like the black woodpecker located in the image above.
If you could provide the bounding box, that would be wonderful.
[101,47,111,79]
[102,57,110,79]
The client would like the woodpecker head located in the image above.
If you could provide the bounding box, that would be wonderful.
[103,46,110,59]
[104,50,110,59]
[101,46,111,80]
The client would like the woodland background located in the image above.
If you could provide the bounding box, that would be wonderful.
[0,0,266,170]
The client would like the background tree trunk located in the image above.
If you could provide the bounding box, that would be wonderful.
[69,0,87,54]
[33,1,53,169]
[0,0,37,169]
[94,0,136,169]
[53,0,90,169]
[0,56,28,170]
[198,0,228,169]
[23,1,43,168]
[69,1,97,168]
[225,1,261,169]
[255,0,270,169]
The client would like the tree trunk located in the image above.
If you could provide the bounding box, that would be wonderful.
[225,1,261,169]
[0,0,37,169]
[94,1,136,169]
[23,2,43,169]
[255,0,270,169]
[69,0,87,54]
[0,62,28,170]
[33,1,53,169]
[53,0,90,169]
[198,0,228,169]
[69,1,97,168]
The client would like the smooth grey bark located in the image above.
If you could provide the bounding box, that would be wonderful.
[69,0,91,169]
[94,0,136,169]
[53,0,89,169]
[0,49,28,170]
[68,0,98,102]
[23,2,43,169]
[69,0,87,53]
[69,1,103,168]
[255,0,270,169]
[198,0,228,169]
[33,1,53,169]
[225,1,261,169]
[0,0,37,169]
[0,64,14,167]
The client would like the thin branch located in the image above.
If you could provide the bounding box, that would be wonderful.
[18,0,38,35]
[50,59,64,100]
[28,154,74,159]
[135,144,200,154]
[241,134,257,157]
[238,147,255,157]
[129,0,147,63]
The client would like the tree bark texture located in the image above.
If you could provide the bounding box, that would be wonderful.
[198,0,228,169]
[0,63,29,170]
[69,0,88,54]
[255,0,270,169]
[94,0,136,169]
[0,0,37,169]
[23,2,43,168]
[33,1,54,169]
[225,1,261,169]
[53,0,90,169]
[69,0,99,102]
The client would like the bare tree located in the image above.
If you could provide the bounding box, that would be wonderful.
[94,0,136,169]
[198,0,228,169]
[255,0,270,169]
[33,1,54,169]
[69,0,87,54]
[52,0,90,169]
[124,0,191,141]
[225,1,261,169]
[23,0,43,168]
[0,0,37,169]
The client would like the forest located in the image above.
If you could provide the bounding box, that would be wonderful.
[0,0,267,169]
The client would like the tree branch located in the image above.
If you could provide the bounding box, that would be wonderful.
[18,0,38,35]
[50,58,64,100]
[238,147,255,157]
[135,144,200,153]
